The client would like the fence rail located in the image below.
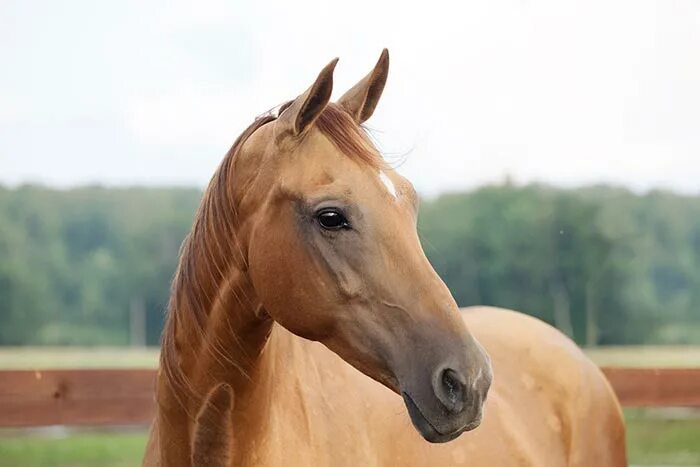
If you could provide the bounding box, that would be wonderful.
[1,368,699,428]
[0,369,155,427]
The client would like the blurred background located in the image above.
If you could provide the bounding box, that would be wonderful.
[1,0,699,465]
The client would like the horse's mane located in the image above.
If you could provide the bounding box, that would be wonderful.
[160,103,384,409]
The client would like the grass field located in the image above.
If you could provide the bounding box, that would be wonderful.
[585,346,700,368]
[0,347,159,369]
[2,345,700,369]
[626,411,700,466]
[1,346,699,466]
[0,430,146,467]
[1,414,699,466]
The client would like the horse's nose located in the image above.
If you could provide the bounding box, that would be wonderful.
[433,368,467,414]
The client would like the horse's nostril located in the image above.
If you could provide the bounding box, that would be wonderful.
[437,368,466,413]
[442,369,462,403]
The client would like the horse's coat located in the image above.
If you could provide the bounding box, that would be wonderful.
[191,383,234,467]
[143,50,626,466]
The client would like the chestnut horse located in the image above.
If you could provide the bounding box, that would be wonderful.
[143,50,626,466]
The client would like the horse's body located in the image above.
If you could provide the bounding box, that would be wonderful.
[144,51,626,466]
[146,308,624,466]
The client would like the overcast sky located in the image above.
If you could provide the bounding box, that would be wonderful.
[1,0,699,196]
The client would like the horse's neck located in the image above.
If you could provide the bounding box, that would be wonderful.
[222,322,354,466]
[156,242,275,465]
[184,268,272,397]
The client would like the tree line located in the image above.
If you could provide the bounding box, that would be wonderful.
[1,183,699,346]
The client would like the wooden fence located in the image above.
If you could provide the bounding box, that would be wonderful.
[1,368,699,428]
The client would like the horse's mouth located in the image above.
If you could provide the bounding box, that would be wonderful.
[401,391,475,443]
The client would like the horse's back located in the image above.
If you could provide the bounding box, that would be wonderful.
[457,306,627,466]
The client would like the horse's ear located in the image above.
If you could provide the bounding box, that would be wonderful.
[277,58,338,137]
[337,49,389,124]
[191,383,234,467]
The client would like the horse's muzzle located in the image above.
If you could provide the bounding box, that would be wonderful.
[399,347,492,443]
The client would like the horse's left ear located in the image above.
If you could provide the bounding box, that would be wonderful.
[338,49,389,124]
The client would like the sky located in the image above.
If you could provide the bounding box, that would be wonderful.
[1,0,699,196]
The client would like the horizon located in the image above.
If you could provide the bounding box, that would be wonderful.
[3,178,699,200]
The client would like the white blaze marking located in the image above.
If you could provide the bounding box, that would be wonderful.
[379,171,397,198]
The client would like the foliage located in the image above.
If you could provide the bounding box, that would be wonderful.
[419,184,700,345]
[0,185,200,345]
[0,183,699,345]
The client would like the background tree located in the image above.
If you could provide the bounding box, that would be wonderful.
[1,183,698,346]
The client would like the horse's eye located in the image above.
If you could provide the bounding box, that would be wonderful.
[316,209,350,231]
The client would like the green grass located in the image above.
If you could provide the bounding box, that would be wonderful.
[0,430,148,467]
[626,410,700,465]
[0,413,698,466]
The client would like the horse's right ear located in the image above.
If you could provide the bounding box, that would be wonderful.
[276,58,338,139]
[337,49,389,124]
[191,383,234,467]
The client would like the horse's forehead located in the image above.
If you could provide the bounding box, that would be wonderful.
[244,124,399,202]
[282,131,363,177]
[298,128,347,159]
[286,138,407,206]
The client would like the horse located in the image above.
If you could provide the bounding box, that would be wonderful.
[143,50,626,466]
[191,383,235,467]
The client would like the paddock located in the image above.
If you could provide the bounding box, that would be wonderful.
[0,367,698,428]
[1,348,699,466]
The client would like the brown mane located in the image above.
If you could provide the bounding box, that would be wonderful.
[159,103,384,406]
